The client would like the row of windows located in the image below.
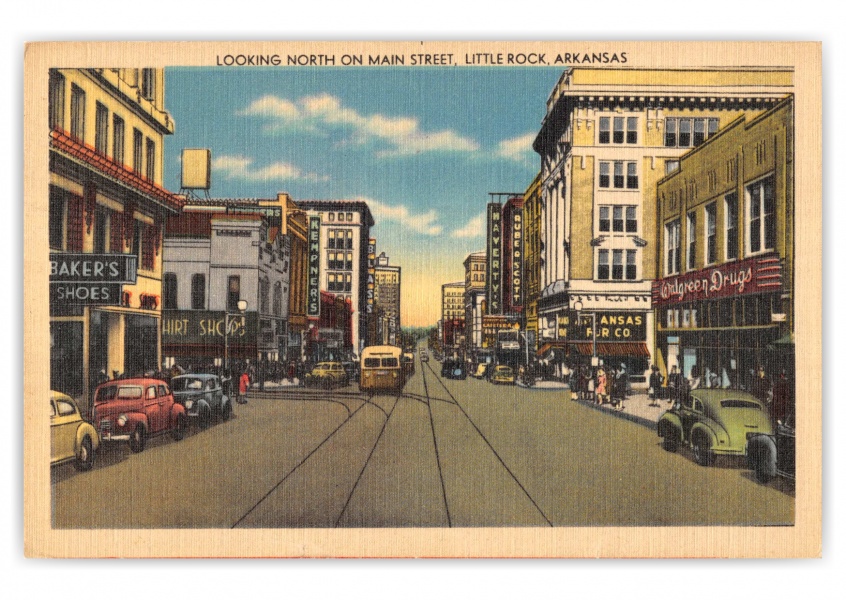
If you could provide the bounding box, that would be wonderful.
[327,273,353,292]
[163,273,284,315]
[598,161,638,190]
[49,71,157,181]
[664,295,783,330]
[595,117,720,149]
[597,249,638,281]
[327,229,354,249]
[327,251,353,270]
[598,205,638,233]
[325,212,355,223]
[664,175,774,275]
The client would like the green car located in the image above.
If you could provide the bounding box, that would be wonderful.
[657,389,773,466]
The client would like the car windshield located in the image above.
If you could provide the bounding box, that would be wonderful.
[497,367,512,374]
[316,363,332,369]
[97,385,143,401]
[720,399,761,410]
[171,378,205,391]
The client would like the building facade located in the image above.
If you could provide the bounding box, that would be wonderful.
[464,251,486,356]
[374,252,401,345]
[653,96,794,390]
[441,281,465,350]
[297,200,375,355]
[48,68,180,408]
[533,67,793,381]
[523,174,542,357]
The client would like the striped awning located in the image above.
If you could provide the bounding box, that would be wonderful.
[571,342,651,358]
[537,341,568,357]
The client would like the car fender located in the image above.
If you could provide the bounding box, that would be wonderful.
[123,412,149,431]
[170,402,187,426]
[690,421,719,448]
[657,412,682,438]
[75,421,100,453]
[196,398,211,415]
[746,434,777,476]
[221,395,231,411]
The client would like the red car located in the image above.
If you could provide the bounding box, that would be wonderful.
[93,378,187,453]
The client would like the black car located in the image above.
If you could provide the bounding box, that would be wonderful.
[746,414,795,483]
[171,374,233,429]
[441,359,467,380]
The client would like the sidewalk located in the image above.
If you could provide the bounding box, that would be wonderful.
[518,379,668,428]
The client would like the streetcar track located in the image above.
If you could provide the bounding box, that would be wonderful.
[419,355,453,527]
[231,396,368,528]
[334,388,404,527]
[423,360,553,527]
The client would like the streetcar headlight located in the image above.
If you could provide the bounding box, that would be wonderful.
[185,400,194,409]
[392,372,397,378]
[117,414,128,427]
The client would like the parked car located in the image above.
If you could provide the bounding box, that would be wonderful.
[441,359,467,380]
[490,365,516,385]
[93,378,187,453]
[657,389,772,466]
[305,362,349,388]
[51,391,100,471]
[471,363,489,379]
[746,413,795,483]
[420,350,429,362]
[171,374,232,429]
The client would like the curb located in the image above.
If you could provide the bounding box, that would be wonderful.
[515,382,571,392]
[572,397,660,430]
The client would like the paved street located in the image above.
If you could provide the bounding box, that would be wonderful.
[52,355,794,529]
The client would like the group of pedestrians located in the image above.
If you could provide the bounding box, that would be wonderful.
[570,362,630,411]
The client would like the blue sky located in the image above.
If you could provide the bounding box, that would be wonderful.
[164,67,563,326]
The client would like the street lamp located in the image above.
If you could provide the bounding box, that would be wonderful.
[224,299,248,370]
[573,300,598,367]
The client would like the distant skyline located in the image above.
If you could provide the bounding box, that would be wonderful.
[164,67,563,326]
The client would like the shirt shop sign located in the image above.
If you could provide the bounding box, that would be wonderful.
[307,217,321,317]
[49,253,137,306]
[652,253,782,307]
[162,310,258,345]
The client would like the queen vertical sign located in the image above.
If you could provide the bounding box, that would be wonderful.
[307,216,321,317]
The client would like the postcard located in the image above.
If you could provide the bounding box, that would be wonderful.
[23,41,821,558]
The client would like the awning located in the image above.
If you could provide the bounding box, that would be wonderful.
[571,342,651,358]
[537,341,568,357]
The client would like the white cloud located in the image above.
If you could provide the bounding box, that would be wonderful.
[240,93,480,157]
[451,212,486,239]
[356,196,443,236]
[212,154,328,183]
[495,132,537,164]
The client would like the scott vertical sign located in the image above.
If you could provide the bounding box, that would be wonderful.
[307,216,321,317]
[486,203,502,314]
[511,208,523,309]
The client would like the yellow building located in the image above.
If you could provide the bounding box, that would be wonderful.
[374,253,401,345]
[441,281,465,349]
[464,251,486,353]
[654,96,794,388]
[48,68,180,409]
[533,67,793,382]
[523,173,542,355]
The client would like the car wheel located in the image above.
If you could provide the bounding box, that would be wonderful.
[74,435,95,471]
[128,425,146,453]
[661,426,680,452]
[750,444,775,484]
[692,433,713,467]
[199,406,211,430]
[172,413,186,441]
[221,401,232,422]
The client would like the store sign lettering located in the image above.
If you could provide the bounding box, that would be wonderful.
[49,253,137,284]
[486,203,502,314]
[307,217,321,317]
[558,312,646,341]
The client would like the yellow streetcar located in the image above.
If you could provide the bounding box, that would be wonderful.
[360,345,405,392]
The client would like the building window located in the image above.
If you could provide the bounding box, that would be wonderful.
[665,219,681,275]
[612,249,624,280]
[345,251,353,270]
[599,206,610,232]
[705,202,717,265]
[132,129,143,173]
[346,212,353,221]
[273,282,282,316]
[345,230,353,249]
[141,223,156,271]
[93,207,109,254]
[598,249,609,280]
[191,273,205,310]
[338,212,345,222]
[665,160,680,175]
[599,162,610,188]
[345,273,352,292]
[626,206,637,232]
[614,161,625,188]
[626,117,638,144]
[49,70,65,130]
[747,176,776,254]
[70,84,85,141]
[328,212,335,222]
[163,273,177,310]
[141,68,155,101]
[113,115,125,165]
[626,250,637,280]
[725,193,739,260]
[49,188,66,250]
[95,102,108,154]
[146,138,156,181]
[612,206,624,232]
[328,229,336,249]
[227,276,241,311]
[626,162,639,189]
[686,211,697,270]
[132,221,142,266]
[260,277,269,314]
[598,117,610,144]
[665,117,719,148]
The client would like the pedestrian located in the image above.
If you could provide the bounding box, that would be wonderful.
[595,363,607,405]
[770,370,791,425]
[667,365,683,405]
[752,365,772,405]
[238,369,250,404]
[648,365,663,406]
[569,363,580,400]
[616,363,628,411]
[688,365,702,391]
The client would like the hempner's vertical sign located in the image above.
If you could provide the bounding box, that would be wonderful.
[486,203,502,314]
[307,216,321,317]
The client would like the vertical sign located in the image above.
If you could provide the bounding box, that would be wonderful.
[486,203,502,314]
[511,207,524,309]
[307,216,321,317]
[366,238,376,314]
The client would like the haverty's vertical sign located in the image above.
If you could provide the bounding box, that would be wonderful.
[486,203,502,314]
[307,216,321,317]
[49,253,137,306]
